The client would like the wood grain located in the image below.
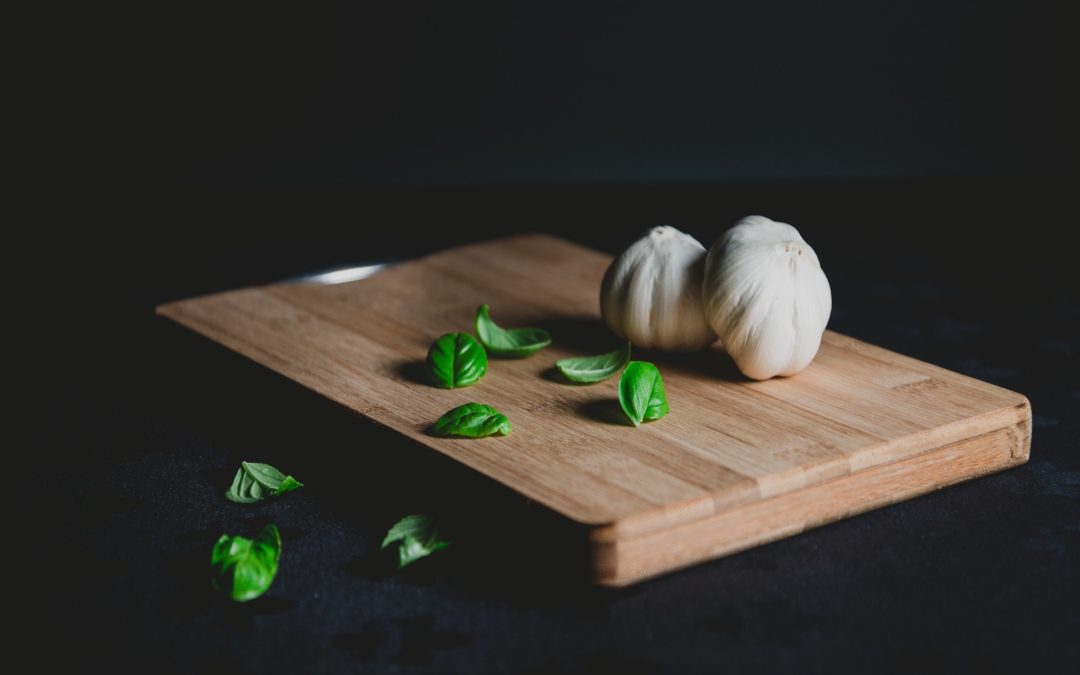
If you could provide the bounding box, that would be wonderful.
[157,234,1031,585]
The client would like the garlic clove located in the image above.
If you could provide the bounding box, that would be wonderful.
[600,225,717,351]
[703,216,832,379]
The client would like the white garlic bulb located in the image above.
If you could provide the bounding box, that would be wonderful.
[600,226,717,351]
[702,215,831,380]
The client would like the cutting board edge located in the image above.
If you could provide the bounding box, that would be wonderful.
[587,413,1031,586]
[586,395,1032,541]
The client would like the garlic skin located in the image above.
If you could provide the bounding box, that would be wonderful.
[702,215,831,380]
[600,226,717,351]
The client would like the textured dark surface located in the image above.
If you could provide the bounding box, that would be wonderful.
[21,181,1078,674]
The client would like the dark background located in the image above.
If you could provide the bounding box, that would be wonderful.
[83,0,1075,185]
[23,1,1079,673]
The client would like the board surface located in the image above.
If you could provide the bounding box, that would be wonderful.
[158,235,1031,585]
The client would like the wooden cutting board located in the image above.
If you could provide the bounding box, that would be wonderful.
[158,235,1031,586]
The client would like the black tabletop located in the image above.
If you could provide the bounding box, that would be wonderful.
[21,180,1077,674]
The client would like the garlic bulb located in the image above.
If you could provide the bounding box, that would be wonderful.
[702,215,831,379]
[600,226,716,351]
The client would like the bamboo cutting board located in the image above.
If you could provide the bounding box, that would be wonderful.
[158,235,1031,585]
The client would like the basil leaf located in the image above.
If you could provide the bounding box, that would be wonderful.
[618,361,669,426]
[426,332,487,388]
[243,462,287,488]
[555,342,632,383]
[430,402,512,438]
[475,304,552,357]
[381,514,451,569]
[211,523,282,602]
[226,461,303,503]
[275,475,303,495]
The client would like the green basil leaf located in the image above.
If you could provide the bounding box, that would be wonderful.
[426,332,487,388]
[475,304,552,357]
[226,461,303,503]
[211,523,282,601]
[381,514,451,569]
[618,361,669,426]
[242,462,287,488]
[430,402,512,438]
[274,475,303,496]
[555,342,632,383]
